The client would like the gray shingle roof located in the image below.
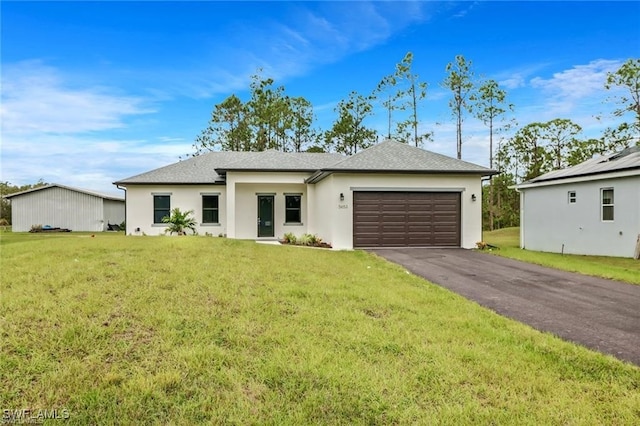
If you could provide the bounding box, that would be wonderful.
[114,152,247,184]
[114,151,344,184]
[216,150,345,172]
[524,146,640,184]
[4,184,124,201]
[307,140,496,182]
[114,140,496,185]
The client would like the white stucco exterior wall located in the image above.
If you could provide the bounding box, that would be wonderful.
[122,172,485,249]
[307,174,337,245]
[232,183,308,239]
[310,173,483,250]
[223,172,310,239]
[519,175,640,257]
[124,185,226,235]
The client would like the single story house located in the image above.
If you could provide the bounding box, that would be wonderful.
[513,147,640,258]
[5,184,125,232]
[114,140,497,249]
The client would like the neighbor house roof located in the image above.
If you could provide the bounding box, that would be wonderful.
[515,146,640,189]
[114,139,497,186]
[4,184,124,201]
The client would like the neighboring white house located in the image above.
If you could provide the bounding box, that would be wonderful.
[514,147,640,258]
[114,140,496,249]
[5,184,125,232]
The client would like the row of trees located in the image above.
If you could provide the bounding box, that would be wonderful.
[193,56,638,230]
[486,59,639,230]
[193,52,478,155]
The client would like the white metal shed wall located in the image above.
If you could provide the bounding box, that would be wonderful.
[11,187,105,232]
[103,199,126,229]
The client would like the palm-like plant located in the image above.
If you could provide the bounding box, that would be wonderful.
[162,208,197,235]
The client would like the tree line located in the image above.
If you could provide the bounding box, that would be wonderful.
[192,55,638,230]
[193,52,445,155]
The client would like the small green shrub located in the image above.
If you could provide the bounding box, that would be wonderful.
[283,232,297,244]
[297,233,312,246]
[162,208,197,235]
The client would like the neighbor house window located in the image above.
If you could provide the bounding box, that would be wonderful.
[285,194,302,224]
[153,195,171,224]
[568,191,576,203]
[202,195,219,224]
[601,188,614,221]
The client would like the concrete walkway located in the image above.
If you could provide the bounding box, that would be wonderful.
[370,248,640,366]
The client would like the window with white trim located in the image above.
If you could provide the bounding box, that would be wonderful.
[601,188,614,221]
[568,191,576,204]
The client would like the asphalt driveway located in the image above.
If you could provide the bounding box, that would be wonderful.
[369,248,640,366]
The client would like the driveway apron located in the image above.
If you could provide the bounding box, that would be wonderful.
[369,248,640,366]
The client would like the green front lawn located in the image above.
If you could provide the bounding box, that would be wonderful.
[1,233,638,424]
[483,227,640,285]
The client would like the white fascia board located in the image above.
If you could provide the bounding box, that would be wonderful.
[512,169,639,190]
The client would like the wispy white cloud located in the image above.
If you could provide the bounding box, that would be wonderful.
[1,132,191,192]
[529,59,622,115]
[492,63,551,90]
[1,60,153,135]
[500,74,527,90]
[152,1,432,99]
[451,1,479,19]
[0,61,179,191]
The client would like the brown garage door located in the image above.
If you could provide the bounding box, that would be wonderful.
[353,191,461,248]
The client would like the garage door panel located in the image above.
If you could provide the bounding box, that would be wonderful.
[407,212,433,220]
[408,224,432,232]
[380,204,406,212]
[353,191,460,248]
[378,212,407,223]
[407,204,433,211]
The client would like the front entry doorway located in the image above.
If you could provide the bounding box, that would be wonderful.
[257,195,275,237]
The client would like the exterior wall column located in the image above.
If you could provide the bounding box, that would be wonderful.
[226,176,236,238]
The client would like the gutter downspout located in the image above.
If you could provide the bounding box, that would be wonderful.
[515,187,524,249]
[480,175,493,244]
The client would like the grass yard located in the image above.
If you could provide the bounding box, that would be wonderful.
[1,233,639,424]
[483,227,640,285]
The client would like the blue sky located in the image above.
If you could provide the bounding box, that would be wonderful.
[2,1,639,193]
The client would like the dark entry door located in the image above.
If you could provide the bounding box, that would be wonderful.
[257,195,274,237]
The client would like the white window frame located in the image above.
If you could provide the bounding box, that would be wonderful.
[568,191,576,204]
[601,188,614,222]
